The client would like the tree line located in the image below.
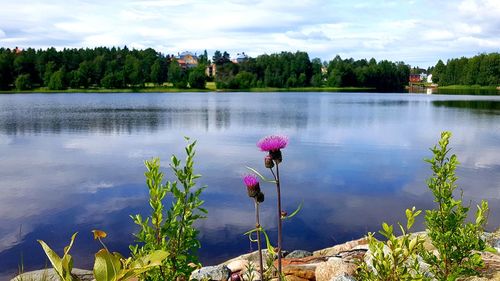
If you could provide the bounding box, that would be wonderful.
[215,52,410,91]
[0,46,208,90]
[1,46,413,91]
[430,53,500,86]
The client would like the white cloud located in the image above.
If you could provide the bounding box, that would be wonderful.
[0,0,498,66]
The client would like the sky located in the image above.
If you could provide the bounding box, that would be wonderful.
[0,0,499,67]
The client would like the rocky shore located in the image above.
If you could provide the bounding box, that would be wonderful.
[13,233,500,281]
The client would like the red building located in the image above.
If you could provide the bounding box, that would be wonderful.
[409,74,421,83]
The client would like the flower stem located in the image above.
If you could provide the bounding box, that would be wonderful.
[272,162,283,281]
[254,199,264,281]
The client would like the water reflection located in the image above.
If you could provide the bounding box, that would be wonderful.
[0,92,500,278]
[433,100,500,113]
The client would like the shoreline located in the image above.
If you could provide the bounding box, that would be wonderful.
[0,86,375,94]
[12,232,500,281]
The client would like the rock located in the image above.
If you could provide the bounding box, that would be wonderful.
[313,238,368,257]
[282,264,317,280]
[335,249,367,263]
[226,259,249,273]
[271,256,326,281]
[287,250,313,259]
[230,272,241,281]
[189,265,231,281]
[492,239,500,253]
[11,268,94,281]
[330,275,357,281]
[315,257,357,281]
[284,275,310,281]
[221,249,271,267]
[475,251,500,279]
[275,256,327,268]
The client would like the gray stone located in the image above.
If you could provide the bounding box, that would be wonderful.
[492,238,500,252]
[286,250,313,259]
[190,265,231,281]
[330,275,357,281]
[11,268,94,281]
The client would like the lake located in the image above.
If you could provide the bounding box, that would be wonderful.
[1,92,500,278]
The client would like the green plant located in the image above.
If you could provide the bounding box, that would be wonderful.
[38,233,78,281]
[243,262,258,281]
[356,207,430,281]
[130,138,207,281]
[91,230,168,281]
[38,231,168,281]
[422,131,489,280]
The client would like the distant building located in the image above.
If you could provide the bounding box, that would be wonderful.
[419,73,428,81]
[232,52,249,64]
[409,74,421,83]
[427,74,433,83]
[206,64,216,77]
[176,51,199,69]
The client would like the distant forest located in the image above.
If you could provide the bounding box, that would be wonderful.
[0,46,497,92]
[0,46,411,91]
[430,53,500,86]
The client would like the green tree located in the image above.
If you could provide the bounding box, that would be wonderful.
[234,71,256,89]
[198,49,209,65]
[101,71,125,89]
[0,51,15,89]
[78,60,94,88]
[48,69,66,90]
[168,60,188,88]
[124,54,144,87]
[188,66,206,89]
[14,49,39,84]
[150,58,168,86]
[15,74,31,90]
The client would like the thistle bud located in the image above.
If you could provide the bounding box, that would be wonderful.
[264,155,274,168]
[243,174,260,198]
[269,149,282,164]
[247,182,261,198]
[256,191,265,203]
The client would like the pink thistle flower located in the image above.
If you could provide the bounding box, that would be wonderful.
[243,174,260,198]
[243,174,259,187]
[257,135,288,152]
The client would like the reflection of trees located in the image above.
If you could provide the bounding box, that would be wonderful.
[432,100,500,113]
[0,97,314,135]
[0,107,166,135]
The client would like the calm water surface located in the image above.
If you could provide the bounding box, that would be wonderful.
[1,92,500,278]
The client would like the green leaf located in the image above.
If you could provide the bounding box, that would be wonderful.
[38,233,78,281]
[38,240,64,278]
[282,202,303,220]
[93,249,122,281]
[245,166,277,183]
[65,232,78,256]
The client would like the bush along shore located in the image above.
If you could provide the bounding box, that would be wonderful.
[12,132,500,281]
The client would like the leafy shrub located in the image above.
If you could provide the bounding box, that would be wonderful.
[357,131,490,280]
[422,131,489,279]
[356,207,430,281]
[130,138,206,281]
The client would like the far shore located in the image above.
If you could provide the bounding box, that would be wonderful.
[0,85,375,94]
[1,84,499,94]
